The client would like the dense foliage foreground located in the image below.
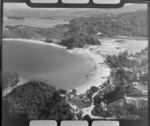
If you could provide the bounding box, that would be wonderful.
[2,48,148,125]
[2,80,74,126]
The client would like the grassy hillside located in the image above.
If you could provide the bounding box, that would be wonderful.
[65,10,147,38]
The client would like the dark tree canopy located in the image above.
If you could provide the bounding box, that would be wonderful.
[3,80,73,126]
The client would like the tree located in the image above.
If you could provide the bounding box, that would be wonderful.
[93,94,103,106]
[90,86,99,93]
[59,89,67,94]
[59,35,100,49]
[72,89,77,95]
[44,38,53,43]
[83,114,92,120]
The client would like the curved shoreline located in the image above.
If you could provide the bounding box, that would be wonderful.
[3,38,66,49]
[71,46,111,94]
[3,38,111,95]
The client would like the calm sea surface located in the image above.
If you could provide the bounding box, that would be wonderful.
[3,40,95,90]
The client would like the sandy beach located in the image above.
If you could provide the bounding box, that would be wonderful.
[3,38,66,49]
[64,38,148,94]
[98,38,148,55]
[68,45,111,95]
[3,38,147,96]
[3,38,111,96]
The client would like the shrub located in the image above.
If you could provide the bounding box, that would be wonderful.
[59,89,67,95]
[90,86,99,93]
[59,35,100,49]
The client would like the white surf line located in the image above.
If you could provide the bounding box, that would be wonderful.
[3,38,66,49]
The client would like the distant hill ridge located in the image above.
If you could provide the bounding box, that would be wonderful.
[3,9,148,39]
